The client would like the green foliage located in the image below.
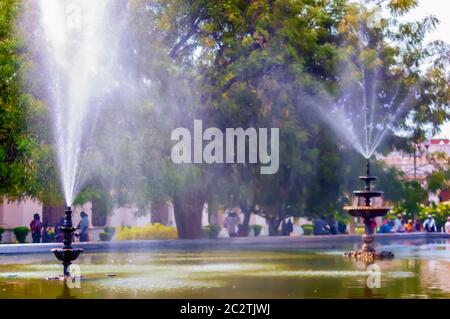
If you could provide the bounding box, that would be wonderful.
[13,226,29,243]
[250,224,262,237]
[391,180,429,218]
[202,224,221,239]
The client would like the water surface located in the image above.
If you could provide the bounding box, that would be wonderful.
[0,239,449,298]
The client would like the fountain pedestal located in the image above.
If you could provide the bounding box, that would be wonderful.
[343,159,394,262]
[51,207,83,277]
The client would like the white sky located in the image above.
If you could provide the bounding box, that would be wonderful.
[402,0,450,138]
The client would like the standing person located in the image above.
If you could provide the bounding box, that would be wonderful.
[423,215,437,233]
[393,214,405,233]
[284,219,293,236]
[414,218,422,232]
[30,213,42,243]
[444,217,450,235]
[327,215,338,235]
[41,217,49,243]
[55,217,65,242]
[77,211,90,242]
[224,210,241,237]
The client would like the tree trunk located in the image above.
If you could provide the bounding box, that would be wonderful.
[151,200,169,225]
[172,190,206,239]
[42,202,66,227]
[238,202,252,237]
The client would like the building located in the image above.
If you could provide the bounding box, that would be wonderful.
[378,138,450,202]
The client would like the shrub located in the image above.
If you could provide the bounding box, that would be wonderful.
[13,227,30,243]
[301,224,313,236]
[250,224,262,237]
[202,224,221,239]
[99,232,113,242]
[115,223,178,241]
[0,227,4,243]
[104,227,116,236]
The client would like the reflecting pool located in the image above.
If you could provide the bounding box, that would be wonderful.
[0,238,449,298]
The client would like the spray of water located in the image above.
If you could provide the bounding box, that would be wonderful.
[36,0,125,205]
[303,39,418,159]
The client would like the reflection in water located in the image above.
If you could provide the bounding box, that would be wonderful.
[0,239,448,298]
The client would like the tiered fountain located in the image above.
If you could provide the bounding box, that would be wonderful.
[344,158,394,261]
[51,207,83,277]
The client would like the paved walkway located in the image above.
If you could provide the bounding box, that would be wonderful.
[0,232,448,254]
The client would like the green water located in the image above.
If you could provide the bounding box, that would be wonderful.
[0,239,449,298]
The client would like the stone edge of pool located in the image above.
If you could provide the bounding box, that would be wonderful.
[0,233,448,254]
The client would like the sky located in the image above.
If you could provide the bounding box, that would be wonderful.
[402,0,450,138]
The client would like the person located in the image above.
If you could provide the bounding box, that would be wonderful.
[423,214,437,233]
[29,213,42,243]
[327,215,338,235]
[41,217,49,243]
[378,219,393,233]
[393,214,405,233]
[445,217,450,235]
[55,217,65,242]
[313,216,330,235]
[77,211,90,242]
[405,219,414,233]
[282,219,293,236]
[414,218,422,232]
[337,221,347,234]
[223,210,241,237]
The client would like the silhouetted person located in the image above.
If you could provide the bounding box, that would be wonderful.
[313,216,330,235]
[42,217,50,243]
[328,215,338,235]
[77,211,90,242]
[30,213,42,243]
[224,211,241,237]
[55,217,65,242]
[282,219,293,236]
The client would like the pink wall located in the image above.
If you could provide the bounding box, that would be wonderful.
[0,199,42,229]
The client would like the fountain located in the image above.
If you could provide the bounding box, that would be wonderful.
[344,158,394,261]
[33,1,125,278]
[51,207,83,277]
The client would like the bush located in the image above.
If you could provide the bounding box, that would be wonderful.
[250,224,262,237]
[115,223,178,240]
[301,224,313,236]
[202,224,221,239]
[104,227,116,236]
[13,227,30,243]
[0,227,4,243]
[99,232,113,242]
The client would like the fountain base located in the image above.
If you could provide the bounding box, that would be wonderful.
[344,250,394,262]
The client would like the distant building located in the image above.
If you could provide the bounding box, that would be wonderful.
[378,138,450,202]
